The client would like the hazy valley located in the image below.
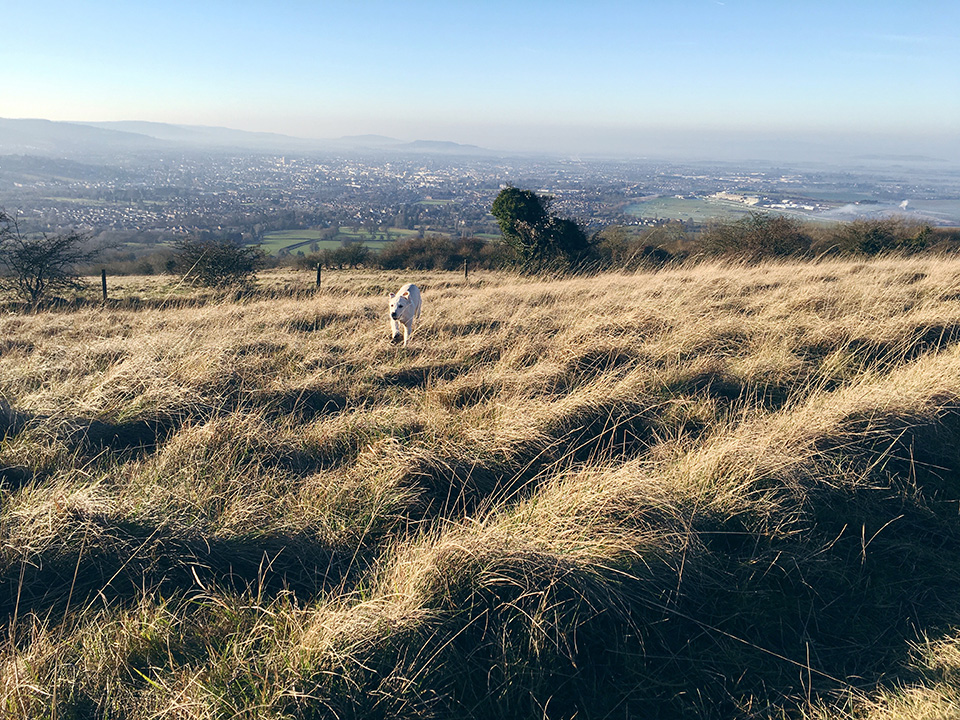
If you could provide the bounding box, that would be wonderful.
[2,118,959,266]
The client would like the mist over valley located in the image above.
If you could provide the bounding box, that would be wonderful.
[2,117,958,265]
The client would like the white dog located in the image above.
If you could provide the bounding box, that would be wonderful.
[388,283,422,347]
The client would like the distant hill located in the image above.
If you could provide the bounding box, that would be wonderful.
[83,121,314,151]
[0,118,164,156]
[0,117,497,158]
[398,139,496,156]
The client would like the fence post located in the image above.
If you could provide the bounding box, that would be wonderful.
[101,269,107,303]
[464,259,469,281]
[316,263,322,289]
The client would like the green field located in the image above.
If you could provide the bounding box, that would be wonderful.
[625,196,757,223]
[259,227,421,255]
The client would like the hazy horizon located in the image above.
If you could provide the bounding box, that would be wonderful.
[3,1,959,161]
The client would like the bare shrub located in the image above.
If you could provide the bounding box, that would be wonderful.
[0,210,96,304]
[173,236,265,287]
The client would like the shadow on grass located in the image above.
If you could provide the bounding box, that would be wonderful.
[444,319,504,336]
[1,383,351,477]
[799,320,960,376]
[328,412,960,718]
[1,512,365,626]
[378,361,468,389]
[2,398,186,459]
[0,398,30,438]
[81,415,184,454]
[681,407,960,712]
[243,386,351,421]
[394,398,678,520]
[1,404,187,491]
[361,406,960,717]
[0,464,33,491]
[665,367,794,412]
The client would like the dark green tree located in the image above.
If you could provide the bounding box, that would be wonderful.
[491,187,589,271]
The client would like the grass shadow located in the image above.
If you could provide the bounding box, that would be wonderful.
[245,386,351,421]
[1,512,365,626]
[0,398,31,439]
[81,415,184,455]
[379,361,467,389]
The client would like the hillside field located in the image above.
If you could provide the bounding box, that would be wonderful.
[3,259,960,718]
[260,228,420,255]
[625,196,758,223]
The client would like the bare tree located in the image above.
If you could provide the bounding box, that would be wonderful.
[0,210,95,305]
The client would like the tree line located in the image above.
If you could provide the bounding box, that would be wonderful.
[3,189,959,306]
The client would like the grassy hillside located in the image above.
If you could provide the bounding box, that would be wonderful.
[2,259,960,719]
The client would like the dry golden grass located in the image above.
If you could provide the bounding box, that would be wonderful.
[2,258,960,718]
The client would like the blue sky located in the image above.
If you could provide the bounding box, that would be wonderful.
[3,0,958,156]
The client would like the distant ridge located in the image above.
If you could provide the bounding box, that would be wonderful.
[84,121,309,150]
[0,117,497,158]
[398,139,496,156]
[0,118,164,156]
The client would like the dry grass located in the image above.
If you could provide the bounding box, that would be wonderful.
[2,258,960,718]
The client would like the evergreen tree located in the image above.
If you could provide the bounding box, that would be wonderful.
[491,187,588,271]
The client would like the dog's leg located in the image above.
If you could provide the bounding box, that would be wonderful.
[391,318,402,343]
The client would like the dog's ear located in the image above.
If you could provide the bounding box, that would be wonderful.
[402,291,410,298]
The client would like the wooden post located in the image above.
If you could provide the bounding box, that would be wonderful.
[316,263,322,289]
[464,259,469,281]
[101,269,107,302]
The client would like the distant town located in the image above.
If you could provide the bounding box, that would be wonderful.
[1,119,958,261]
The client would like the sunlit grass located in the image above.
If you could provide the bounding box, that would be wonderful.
[3,257,960,718]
